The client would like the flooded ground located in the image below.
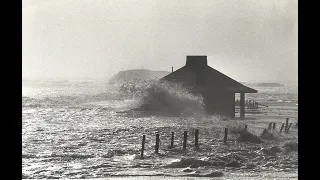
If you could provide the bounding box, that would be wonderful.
[22,80,297,179]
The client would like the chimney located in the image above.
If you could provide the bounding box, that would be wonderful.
[186,56,207,72]
[186,55,207,85]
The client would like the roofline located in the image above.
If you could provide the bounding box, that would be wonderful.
[159,66,189,81]
[159,65,258,93]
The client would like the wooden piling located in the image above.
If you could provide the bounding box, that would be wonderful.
[244,125,248,131]
[286,123,293,133]
[267,122,272,131]
[224,128,228,144]
[273,122,276,130]
[155,134,160,154]
[285,118,289,132]
[141,135,145,158]
[195,129,199,149]
[170,132,174,148]
[279,123,285,134]
[183,131,188,151]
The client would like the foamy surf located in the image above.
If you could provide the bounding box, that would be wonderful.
[120,81,205,117]
[166,157,214,168]
[23,80,298,179]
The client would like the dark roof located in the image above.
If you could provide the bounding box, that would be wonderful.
[160,56,257,93]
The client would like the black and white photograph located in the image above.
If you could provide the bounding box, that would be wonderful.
[22,0,298,179]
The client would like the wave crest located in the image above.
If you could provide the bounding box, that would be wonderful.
[127,81,205,116]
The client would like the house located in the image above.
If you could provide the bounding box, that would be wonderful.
[159,55,257,119]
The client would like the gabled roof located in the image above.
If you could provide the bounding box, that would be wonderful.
[160,56,257,93]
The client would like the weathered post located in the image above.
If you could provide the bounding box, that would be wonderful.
[286,123,293,133]
[240,93,245,120]
[267,122,272,131]
[170,132,174,148]
[195,129,199,149]
[273,122,276,130]
[285,118,289,132]
[141,135,146,158]
[155,134,160,154]
[224,128,228,144]
[244,124,248,131]
[279,123,285,134]
[183,131,188,151]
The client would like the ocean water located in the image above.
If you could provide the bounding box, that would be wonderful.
[22,80,298,179]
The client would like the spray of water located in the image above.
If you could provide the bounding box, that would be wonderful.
[120,81,206,116]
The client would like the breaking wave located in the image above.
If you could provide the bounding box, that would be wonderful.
[23,80,205,116]
[127,81,205,116]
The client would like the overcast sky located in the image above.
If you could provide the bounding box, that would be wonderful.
[22,0,297,83]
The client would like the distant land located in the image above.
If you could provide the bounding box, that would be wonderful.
[108,69,170,84]
[241,82,285,87]
[255,83,284,87]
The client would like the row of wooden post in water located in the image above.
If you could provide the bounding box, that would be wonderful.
[267,118,294,134]
[140,118,296,158]
[235,99,259,108]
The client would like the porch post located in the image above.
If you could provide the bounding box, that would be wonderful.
[231,93,235,119]
[240,93,245,120]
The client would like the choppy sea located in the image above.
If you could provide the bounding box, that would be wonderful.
[22,80,298,179]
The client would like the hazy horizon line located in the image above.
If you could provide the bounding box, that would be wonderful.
[22,76,298,84]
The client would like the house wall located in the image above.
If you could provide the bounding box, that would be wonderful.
[203,91,235,118]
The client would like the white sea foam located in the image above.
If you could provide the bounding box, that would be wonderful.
[22,80,298,179]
